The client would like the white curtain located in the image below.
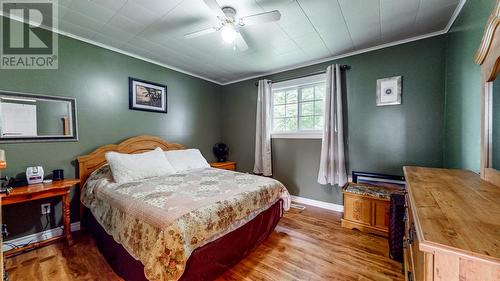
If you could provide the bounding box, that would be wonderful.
[253,79,273,176]
[317,64,347,186]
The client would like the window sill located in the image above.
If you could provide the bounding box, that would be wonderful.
[271,132,323,139]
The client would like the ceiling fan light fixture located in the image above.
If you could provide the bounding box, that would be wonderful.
[221,26,237,44]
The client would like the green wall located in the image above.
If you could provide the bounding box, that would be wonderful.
[0,35,222,239]
[492,80,500,169]
[443,0,496,172]
[222,36,447,205]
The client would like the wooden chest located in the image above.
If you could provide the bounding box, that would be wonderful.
[341,183,396,237]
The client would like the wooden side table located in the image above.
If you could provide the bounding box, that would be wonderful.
[1,179,79,257]
[209,161,237,171]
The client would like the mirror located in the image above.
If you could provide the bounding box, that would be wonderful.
[0,91,77,142]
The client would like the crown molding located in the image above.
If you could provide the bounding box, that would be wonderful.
[0,0,466,86]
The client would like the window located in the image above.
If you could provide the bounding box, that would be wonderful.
[271,74,326,138]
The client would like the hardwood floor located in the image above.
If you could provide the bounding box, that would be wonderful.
[5,205,403,281]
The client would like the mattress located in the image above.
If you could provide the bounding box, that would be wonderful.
[81,165,290,281]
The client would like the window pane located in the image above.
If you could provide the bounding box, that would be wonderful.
[273,118,286,131]
[286,90,298,103]
[301,101,314,116]
[273,105,285,118]
[285,117,297,131]
[300,116,315,130]
[301,87,315,101]
[273,91,285,105]
[314,100,324,116]
[314,116,324,130]
[315,85,325,100]
[285,104,297,117]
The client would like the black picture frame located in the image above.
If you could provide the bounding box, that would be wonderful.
[128,77,168,113]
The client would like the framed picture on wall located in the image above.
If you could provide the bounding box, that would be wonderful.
[376,76,402,106]
[129,77,167,113]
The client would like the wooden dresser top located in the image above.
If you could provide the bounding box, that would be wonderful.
[404,166,500,263]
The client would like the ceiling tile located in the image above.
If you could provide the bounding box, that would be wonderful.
[98,24,136,42]
[58,0,73,8]
[380,0,419,42]
[140,0,219,40]
[89,0,128,11]
[107,15,150,35]
[67,0,116,24]
[338,0,382,49]
[59,19,98,39]
[414,2,457,35]
[128,0,182,17]
[297,0,353,56]
[117,1,160,27]
[256,0,316,39]
[61,10,106,32]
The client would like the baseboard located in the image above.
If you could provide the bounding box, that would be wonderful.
[2,221,81,252]
[290,195,344,212]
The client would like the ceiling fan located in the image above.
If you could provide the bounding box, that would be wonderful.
[184,0,282,51]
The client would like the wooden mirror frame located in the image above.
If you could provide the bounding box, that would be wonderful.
[477,0,500,182]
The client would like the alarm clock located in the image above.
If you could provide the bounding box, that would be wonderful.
[26,166,44,185]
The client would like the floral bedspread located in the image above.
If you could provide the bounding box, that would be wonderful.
[81,165,290,281]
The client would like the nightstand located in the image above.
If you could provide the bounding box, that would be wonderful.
[1,179,79,257]
[210,161,237,171]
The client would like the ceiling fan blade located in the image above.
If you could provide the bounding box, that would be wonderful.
[203,0,225,18]
[184,27,217,39]
[235,32,248,51]
[240,10,281,26]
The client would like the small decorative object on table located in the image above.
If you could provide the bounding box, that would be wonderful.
[52,169,64,181]
[213,143,229,162]
[129,77,167,113]
[376,76,402,106]
[209,161,236,171]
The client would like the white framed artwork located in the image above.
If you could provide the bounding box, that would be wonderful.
[376,76,402,106]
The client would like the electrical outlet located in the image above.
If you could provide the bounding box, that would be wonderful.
[41,203,51,215]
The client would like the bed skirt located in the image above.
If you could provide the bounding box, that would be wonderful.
[86,199,283,281]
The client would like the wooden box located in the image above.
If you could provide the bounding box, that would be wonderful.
[341,183,398,237]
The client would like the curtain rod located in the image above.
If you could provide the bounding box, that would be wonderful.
[254,64,351,86]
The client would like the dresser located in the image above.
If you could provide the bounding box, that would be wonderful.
[403,167,500,281]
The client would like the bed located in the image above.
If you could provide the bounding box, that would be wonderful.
[77,135,290,281]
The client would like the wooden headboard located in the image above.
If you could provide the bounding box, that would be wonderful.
[77,135,184,187]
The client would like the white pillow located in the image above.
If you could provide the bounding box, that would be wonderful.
[105,147,175,183]
[163,149,210,172]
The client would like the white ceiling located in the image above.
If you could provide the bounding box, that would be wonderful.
[55,0,463,85]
